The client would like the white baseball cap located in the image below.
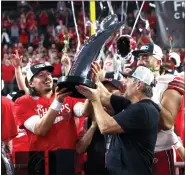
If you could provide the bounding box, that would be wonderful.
[169,52,181,67]
[120,66,155,86]
[26,63,54,82]
[132,43,163,62]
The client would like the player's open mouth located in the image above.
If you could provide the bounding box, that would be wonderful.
[45,81,51,85]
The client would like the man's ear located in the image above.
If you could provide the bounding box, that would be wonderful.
[29,81,34,88]
[136,81,144,90]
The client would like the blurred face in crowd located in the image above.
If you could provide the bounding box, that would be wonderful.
[137,54,160,70]
[4,58,11,66]
[3,44,8,50]
[18,43,23,48]
[14,43,18,47]
[51,44,56,49]
[52,51,57,58]
[8,48,12,54]
[21,56,29,67]
[3,54,11,65]
[28,46,33,54]
[59,20,63,25]
[29,70,53,94]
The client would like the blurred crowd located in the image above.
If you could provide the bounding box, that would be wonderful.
[1,1,185,175]
[1,1,185,96]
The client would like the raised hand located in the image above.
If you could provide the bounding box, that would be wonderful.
[11,50,23,68]
[61,53,71,66]
[90,61,105,83]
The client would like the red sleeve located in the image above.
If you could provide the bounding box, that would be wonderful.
[168,76,185,95]
[14,95,37,127]
[2,97,18,141]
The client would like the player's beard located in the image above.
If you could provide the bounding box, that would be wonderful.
[44,87,53,93]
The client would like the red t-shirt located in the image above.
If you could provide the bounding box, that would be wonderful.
[2,96,18,141]
[2,64,15,82]
[14,94,78,151]
[12,127,29,152]
[27,19,38,31]
[40,12,48,25]
[148,15,156,29]
[19,31,29,45]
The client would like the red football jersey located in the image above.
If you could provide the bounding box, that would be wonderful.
[2,96,18,141]
[14,94,78,151]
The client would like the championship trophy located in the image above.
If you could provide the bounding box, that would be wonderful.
[57,14,124,98]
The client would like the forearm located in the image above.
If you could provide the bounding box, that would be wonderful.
[96,82,113,111]
[76,124,97,154]
[159,89,181,130]
[176,146,185,161]
[82,99,92,116]
[15,66,29,94]
[159,105,174,129]
[34,108,59,136]
[91,99,114,134]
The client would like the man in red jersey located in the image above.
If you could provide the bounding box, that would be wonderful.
[133,43,185,175]
[2,96,18,144]
[2,94,18,175]
[14,62,80,175]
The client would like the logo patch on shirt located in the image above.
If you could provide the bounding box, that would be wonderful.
[32,96,39,100]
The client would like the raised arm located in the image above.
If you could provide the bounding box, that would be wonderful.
[11,50,29,94]
[76,112,97,154]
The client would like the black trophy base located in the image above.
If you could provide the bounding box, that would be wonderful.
[57,76,96,98]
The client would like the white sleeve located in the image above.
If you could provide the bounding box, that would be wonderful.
[24,115,40,133]
[73,102,84,117]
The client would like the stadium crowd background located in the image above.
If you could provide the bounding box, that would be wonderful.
[1,1,185,96]
[1,1,185,175]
